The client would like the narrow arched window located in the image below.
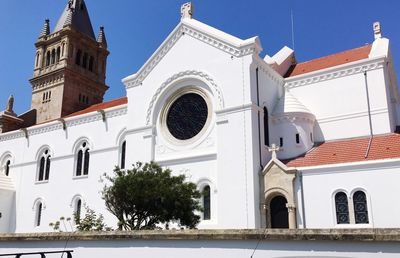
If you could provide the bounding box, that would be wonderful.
[36,202,42,227]
[88,56,94,71]
[353,191,369,224]
[263,107,269,146]
[61,43,65,57]
[120,141,126,169]
[51,49,56,64]
[76,142,90,176]
[76,49,82,65]
[38,149,51,182]
[335,192,349,224]
[83,149,90,175]
[75,199,82,221]
[76,150,83,176]
[82,52,88,68]
[46,51,51,66]
[203,185,211,220]
[35,52,40,67]
[38,157,45,181]
[5,160,10,176]
[56,47,61,62]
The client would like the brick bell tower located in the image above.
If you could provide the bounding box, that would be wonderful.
[29,0,109,124]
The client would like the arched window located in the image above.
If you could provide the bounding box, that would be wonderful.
[35,202,43,227]
[2,154,13,177]
[335,192,349,224]
[35,52,40,67]
[56,47,61,62]
[263,107,269,146]
[120,141,126,169]
[76,49,82,65]
[37,149,51,182]
[82,52,88,68]
[202,185,211,220]
[353,191,369,224]
[61,43,65,57]
[51,49,56,64]
[88,56,94,71]
[76,142,90,176]
[75,198,82,221]
[5,160,10,176]
[46,51,50,66]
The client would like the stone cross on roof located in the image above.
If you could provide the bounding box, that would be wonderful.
[181,2,194,20]
[373,21,382,39]
[268,143,281,159]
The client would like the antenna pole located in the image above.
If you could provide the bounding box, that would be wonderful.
[291,9,295,51]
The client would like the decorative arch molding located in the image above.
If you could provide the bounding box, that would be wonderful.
[70,194,84,208]
[0,151,14,165]
[35,145,53,161]
[146,70,225,125]
[115,127,128,146]
[196,177,217,194]
[71,136,93,153]
[264,187,292,205]
[32,197,46,210]
[331,188,349,199]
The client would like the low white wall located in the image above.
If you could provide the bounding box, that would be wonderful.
[0,229,399,258]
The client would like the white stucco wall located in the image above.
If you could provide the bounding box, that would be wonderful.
[300,159,400,228]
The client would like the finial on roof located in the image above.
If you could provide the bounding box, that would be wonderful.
[6,95,14,114]
[39,19,50,38]
[373,21,382,39]
[181,2,194,20]
[97,26,108,48]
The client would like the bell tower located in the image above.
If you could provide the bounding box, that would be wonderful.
[29,0,109,124]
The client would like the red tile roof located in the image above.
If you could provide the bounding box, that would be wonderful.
[285,133,400,167]
[65,97,128,118]
[285,44,372,77]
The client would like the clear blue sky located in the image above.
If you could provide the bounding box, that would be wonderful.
[1,0,400,114]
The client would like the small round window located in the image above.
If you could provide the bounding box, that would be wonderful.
[166,93,208,140]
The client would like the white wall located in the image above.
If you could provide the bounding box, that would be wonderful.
[286,59,393,141]
[0,235,399,258]
[301,159,400,228]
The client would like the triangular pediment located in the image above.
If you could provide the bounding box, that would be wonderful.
[123,18,262,89]
[262,157,296,176]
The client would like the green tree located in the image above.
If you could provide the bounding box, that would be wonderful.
[102,162,202,230]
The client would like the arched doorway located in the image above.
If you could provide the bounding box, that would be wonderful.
[270,195,289,228]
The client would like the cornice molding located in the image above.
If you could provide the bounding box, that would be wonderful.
[285,58,385,89]
[0,106,127,143]
[145,70,224,125]
[123,22,260,89]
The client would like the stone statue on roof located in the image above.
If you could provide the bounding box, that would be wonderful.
[6,95,14,113]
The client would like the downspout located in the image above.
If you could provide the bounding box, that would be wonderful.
[299,171,307,228]
[255,67,263,169]
[364,71,374,158]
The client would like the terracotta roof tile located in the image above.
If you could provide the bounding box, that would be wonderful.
[284,133,400,167]
[65,97,128,118]
[285,44,372,77]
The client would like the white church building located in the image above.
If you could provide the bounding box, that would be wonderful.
[1,0,400,234]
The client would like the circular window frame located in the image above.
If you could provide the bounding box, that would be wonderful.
[160,87,213,146]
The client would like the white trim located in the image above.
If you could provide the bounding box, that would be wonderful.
[297,157,400,173]
[123,19,261,89]
[285,56,386,89]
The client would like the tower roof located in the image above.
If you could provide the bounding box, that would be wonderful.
[272,90,313,116]
[54,0,95,39]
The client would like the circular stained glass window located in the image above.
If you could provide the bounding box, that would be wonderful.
[166,93,208,140]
